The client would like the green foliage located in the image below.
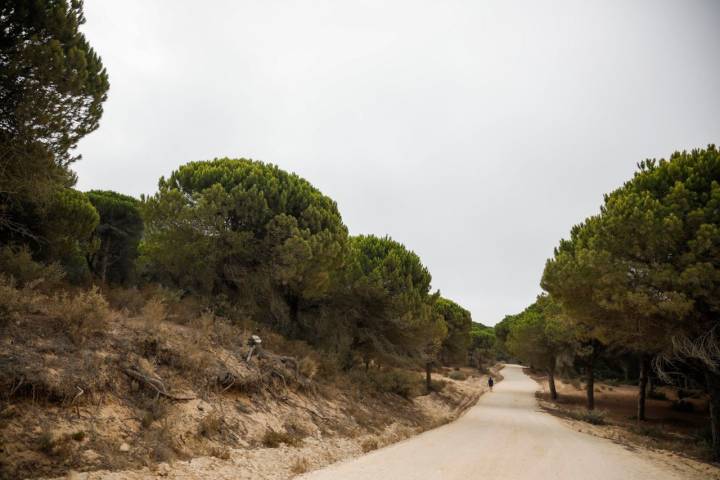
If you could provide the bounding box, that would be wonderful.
[506,294,575,373]
[470,322,495,350]
[0,0,108,237]
[367,368,422,398]
[435,297,472,365]
[141,158,348,328]
[468,322,496,366]
[40,188,99,282]
[542,145,720,458]
[86,190,143,284]
[0,245,64,288]
[492,314,518,360]
[337,234,446,366]
[543,145,720,364]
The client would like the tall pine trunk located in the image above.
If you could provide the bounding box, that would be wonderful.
[100,236,111,283]
[548,367,558,400]
[288,294,300,324]
[637,354,649,421]
[586,361,595,410]
[426,362,432,391]
[705,369,720,461]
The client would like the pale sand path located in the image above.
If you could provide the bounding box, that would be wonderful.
[300,364,681,480]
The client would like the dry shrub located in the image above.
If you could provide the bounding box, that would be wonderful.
[211,316,243,347]
[361,438,379,453]
[317,353,343,379]
[189,310,215,346]
[290,456,310,474]
[0,245,64,289]
[299,356,319,379]
[209,446,231,460]
[198,412,223,438]
[105,286,147,315]
[145,421,182,463]
[52,286,113,343]
[141,297,167,330]
[38,430,75,459]
[284,418,311,438]
[447,370,467,381]
[140,400,169,429]
[0,275,46,321]
[262,429,303,448]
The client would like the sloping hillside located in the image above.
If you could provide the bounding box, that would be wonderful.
[0,284,494,479]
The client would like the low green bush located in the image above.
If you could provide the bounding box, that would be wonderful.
[428,379,447,392]
[567,409,607,425]
[369,369,422,399]
[447,370,467,381]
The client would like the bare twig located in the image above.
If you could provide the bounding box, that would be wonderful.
[9,376,25,397]
[71,386,84,418]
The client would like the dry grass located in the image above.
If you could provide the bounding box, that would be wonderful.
[290,456,311,474]
[140,297,167,331]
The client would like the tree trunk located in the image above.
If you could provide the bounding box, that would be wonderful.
[100,236,111,283]
[288,294,300,324]
[622,360,629,383]
[586,361,595,410]
[548,367,558,401]
[426,362,432,391]
[705,369,720,461]
[638,354,649,421]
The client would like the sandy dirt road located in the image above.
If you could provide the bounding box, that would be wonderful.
[300,364,682,480]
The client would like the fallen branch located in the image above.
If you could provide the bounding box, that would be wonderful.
[124,368,195,401]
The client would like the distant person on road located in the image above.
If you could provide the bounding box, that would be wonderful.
[488,376,494,392]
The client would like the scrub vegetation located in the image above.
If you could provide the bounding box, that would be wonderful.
[0,2,493,477]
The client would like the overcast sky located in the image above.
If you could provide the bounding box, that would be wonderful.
[75,0,720,325]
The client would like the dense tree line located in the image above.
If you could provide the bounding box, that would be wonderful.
[0,1,481,392]
[503,146,720,459]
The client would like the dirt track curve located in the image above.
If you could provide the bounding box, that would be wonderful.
[301,364,681,480]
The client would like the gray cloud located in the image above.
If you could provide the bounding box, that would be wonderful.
[75,0,720,324]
